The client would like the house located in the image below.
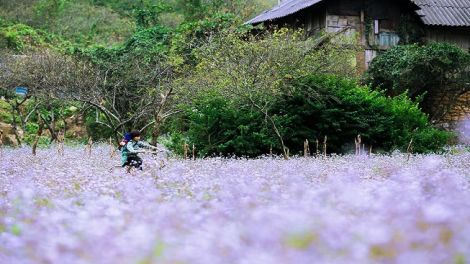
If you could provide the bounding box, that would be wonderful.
[245,0,470,69]
[245,0,470,134]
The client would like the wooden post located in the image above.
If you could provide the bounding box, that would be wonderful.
[322,136,327,156]
[183,142,189,159]
[84,137,92,157]
[315,138,319,156]
[355,134,361,155]
[109,137,118,157]
[270,144,273,157]
[406,138,413,161]
[192,144,195,160]
[57,130,64,156]
[304,139,310,157]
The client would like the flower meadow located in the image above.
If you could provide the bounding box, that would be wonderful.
[1,145,470,264]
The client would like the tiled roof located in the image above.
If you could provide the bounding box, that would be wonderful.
[413,0,470,26]
[244,0,323,25]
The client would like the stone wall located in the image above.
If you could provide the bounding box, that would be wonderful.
[427,89,470,143]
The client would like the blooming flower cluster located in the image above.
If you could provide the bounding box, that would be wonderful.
[0,145,469,264]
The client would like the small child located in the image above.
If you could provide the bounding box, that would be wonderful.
[121,129,158,170]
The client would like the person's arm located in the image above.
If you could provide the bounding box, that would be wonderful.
[137,141,157,151]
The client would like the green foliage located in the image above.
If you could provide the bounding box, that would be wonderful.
[396,15,425,45]
[0,100,12,122]
[0,0,277,48]
[0,0,134,49]
[282,76,452,154]
[25,122,39,135]
[76,24,171,65]
[56,2,134,48]
[35,0,71,24]
[121,25,171,55]
[182,0,205,22]
[172,13,247,67]
[84,108,114,141]
[23,135,50,146]
[182,97,273,157]
[132,0,173,31]
[182,75,452,157]
[0,23,69,51]
[177,27,360,158]
[365,42,470,98]
[163,131,187,157]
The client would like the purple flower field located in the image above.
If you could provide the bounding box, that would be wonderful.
[1,145,469,264]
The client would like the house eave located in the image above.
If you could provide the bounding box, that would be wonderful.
[244,0,324,25]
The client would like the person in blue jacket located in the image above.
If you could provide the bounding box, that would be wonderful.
[121,129,158,170]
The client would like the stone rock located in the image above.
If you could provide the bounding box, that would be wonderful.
[0,122,18,146]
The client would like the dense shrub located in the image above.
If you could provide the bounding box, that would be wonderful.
[273,76,452,154]
[365,42,470,98]
[182,97,273,157]
[180,75,452,157]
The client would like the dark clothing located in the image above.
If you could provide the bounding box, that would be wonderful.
[123,156,143,170]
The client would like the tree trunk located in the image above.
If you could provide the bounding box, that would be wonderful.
[151,87,173,145]
[32,112,44,156]
[48,105,58,143]
[9,107,22,146]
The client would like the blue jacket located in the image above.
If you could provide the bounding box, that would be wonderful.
[121,139,157,165]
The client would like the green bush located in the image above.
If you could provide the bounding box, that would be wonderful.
[365,42,470,98]
[181,97,273,157]
[24,122,39,136]
[277,75,452,154]
[180,75,452,157]
[0,100,12,122]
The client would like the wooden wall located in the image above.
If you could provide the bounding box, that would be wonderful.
[427,28,470,52]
